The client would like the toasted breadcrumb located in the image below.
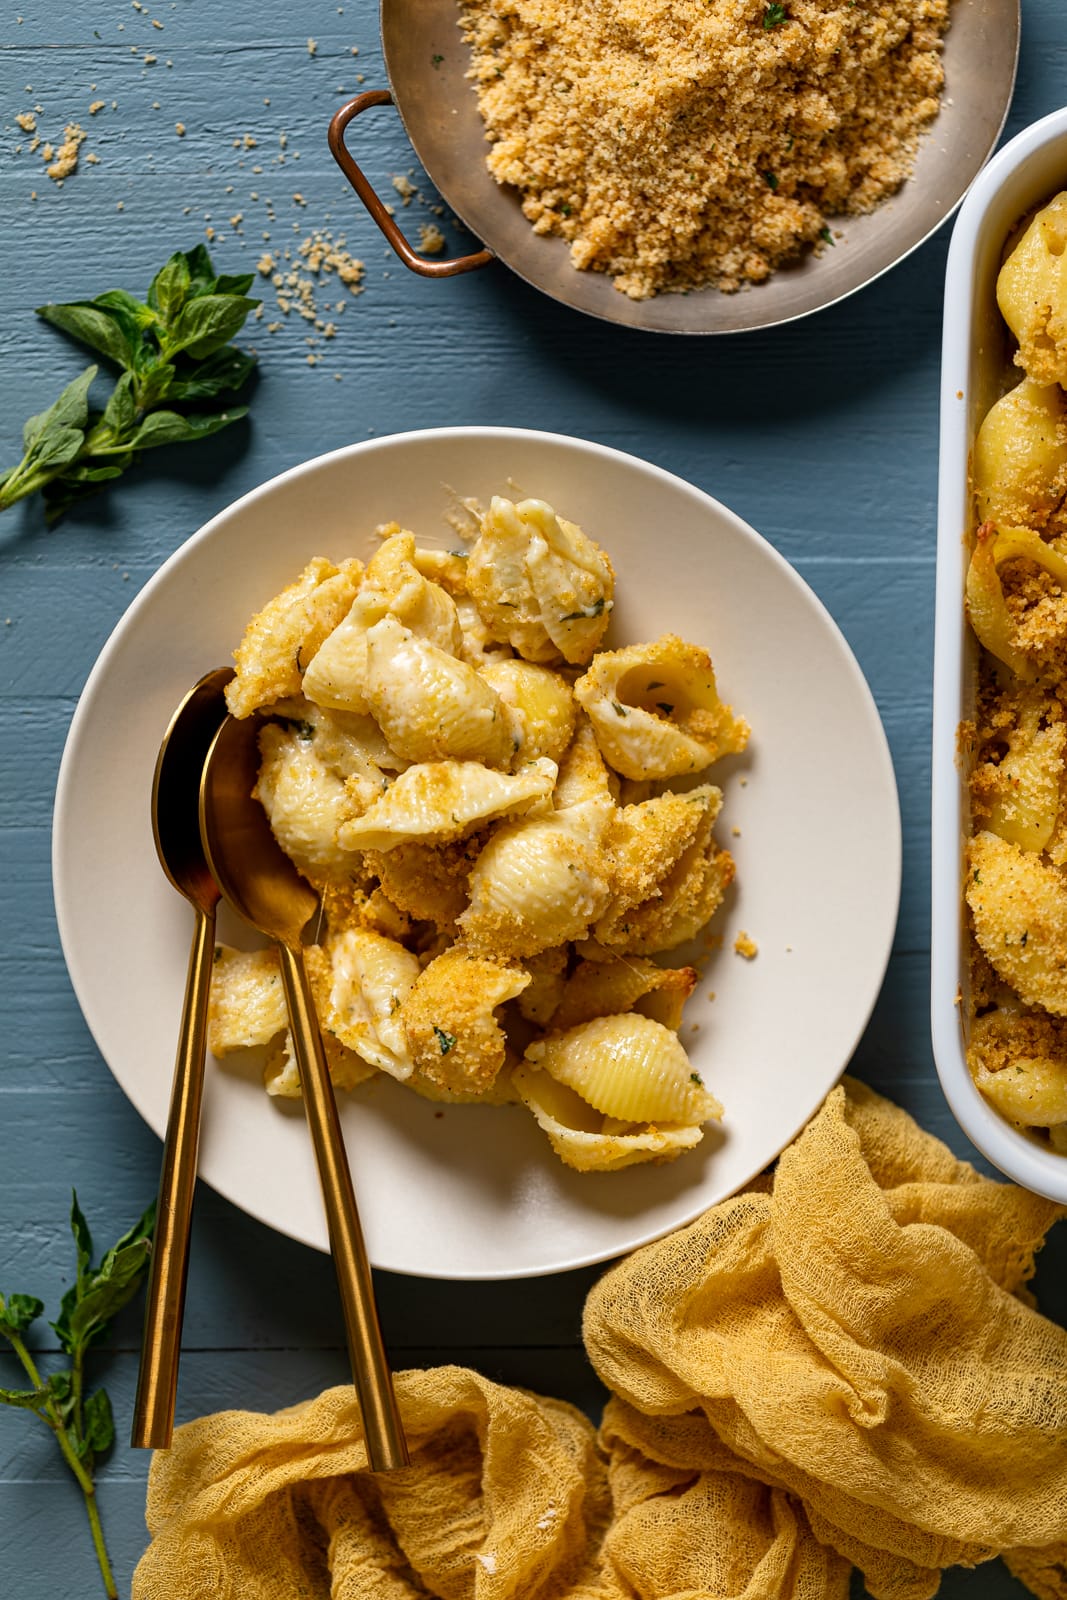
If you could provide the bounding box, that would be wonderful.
[418,222,446,256]
[734,930,758,959]
[46,123,86,181]
[459,0,949,297]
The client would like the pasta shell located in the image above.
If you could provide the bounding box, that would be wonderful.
[525,1014,721,1125]
[319,927,421,1079]
[480,659,577,767]
[968,1009,1067,1129]
[337,757,556,851]
[467,496,615,665]
[967,830,1067,1017]
[303,533,461,713]
[971,687,1064,853]
[551,956,696,1032]
[254,722,368,889]
[459,815,613,958]
[226,557,363,720]
[594,784,733,953]
[997,192,1067,386]
[400,944,530,1094]
[208,946,287,1054]
[364,615,513,767]
[574,634,749,780]
[973,378,1067,536]
[511,1063,705,1172]
[365,833,487,930]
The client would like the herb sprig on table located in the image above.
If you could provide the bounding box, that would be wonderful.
[0,1193,155,1599]
[0,244,258,521]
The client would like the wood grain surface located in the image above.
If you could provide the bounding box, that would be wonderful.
[2,2,1066,1594]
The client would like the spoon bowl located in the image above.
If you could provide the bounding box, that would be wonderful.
[199,712,408,1472]
[132,665,234,1451]
[197,711,317,945]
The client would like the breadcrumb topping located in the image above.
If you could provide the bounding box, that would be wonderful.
[459,0,950,297]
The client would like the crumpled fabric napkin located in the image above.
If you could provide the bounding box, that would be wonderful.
[132,1079,1067,1600]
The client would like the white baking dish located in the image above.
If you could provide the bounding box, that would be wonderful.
[932,106,1067,1203]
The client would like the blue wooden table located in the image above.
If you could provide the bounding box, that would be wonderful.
[2,2,1065,1594]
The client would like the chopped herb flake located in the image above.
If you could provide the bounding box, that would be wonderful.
[763,3,787,26]
[433,1025,457,1055]
[820,225,835,246]
[559,596,606,622]
[431,53,444,67]
[764,170,779,191]
[656,702,675,715]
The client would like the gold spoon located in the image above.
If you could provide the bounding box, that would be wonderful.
[199,712,409,1472]
[132,665,234,1450]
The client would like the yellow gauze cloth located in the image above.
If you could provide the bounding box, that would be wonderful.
[133,1080,1067,1600]
[584,1079,1067,1600]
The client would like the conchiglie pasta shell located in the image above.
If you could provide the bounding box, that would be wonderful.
[574,634,749,780]
[467,497,614,665]
[526,1014,722,1125]
[511,1063,705,1172]
[459,817,612,957]
[973,377,1067,533]
[337,758,556,851]
[966,830,1067,1016]
[321,927,421,1079]
[253,724,366,888]
[480,659,577,767]
[364,615,512,767]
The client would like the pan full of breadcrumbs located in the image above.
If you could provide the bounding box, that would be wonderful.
[338,0,1018,332]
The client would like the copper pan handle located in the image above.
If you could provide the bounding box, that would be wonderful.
[328,91,493,279]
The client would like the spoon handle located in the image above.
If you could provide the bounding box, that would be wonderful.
[277,942,409,1472]
[132,903,215,1449]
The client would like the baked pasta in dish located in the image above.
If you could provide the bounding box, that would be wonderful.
[208,493,749,1171]
[964,189,1067,1152]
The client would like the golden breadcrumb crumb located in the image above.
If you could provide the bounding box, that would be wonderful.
[459,0,949,298]
[734,930,758,959]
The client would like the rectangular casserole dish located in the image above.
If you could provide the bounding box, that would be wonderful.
[932,105,1067,1202]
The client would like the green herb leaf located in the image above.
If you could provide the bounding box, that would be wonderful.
[0,1385,48,1411]
[101,371,136,437]
[181,243,219,298]
[0,1292,45,1337]
[214,271,256,297]
[148,251,192,323]
[82,1387,115,1455]
[163,293,259,360]
[70,1191,94,1282]
[94,287,158,327]
[22,366,96,454]
[36,302,141,370]
[166,345,256,401]
[763,170,779,191]
[128,405,248,451]
[433,1025,457,1055]
[819,225,835,246]
[763,2,787,25]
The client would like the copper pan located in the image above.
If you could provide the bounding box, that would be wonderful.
[329,0,1020,335]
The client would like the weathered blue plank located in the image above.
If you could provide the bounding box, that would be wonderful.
[3,0,1066,1595]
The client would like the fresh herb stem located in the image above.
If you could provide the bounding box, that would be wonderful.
[0,1193,154,1599]
[1,244,258,522]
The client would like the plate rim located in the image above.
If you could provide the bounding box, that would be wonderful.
[52,425,902,1276]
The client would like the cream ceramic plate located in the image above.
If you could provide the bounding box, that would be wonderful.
[53,428,900,1278]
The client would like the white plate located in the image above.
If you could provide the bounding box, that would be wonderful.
[53,427,901,1278]
[932,108,1067,1203]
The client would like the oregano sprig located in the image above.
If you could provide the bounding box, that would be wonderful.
[0,244,258,521]
[0,1193,155,1598]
